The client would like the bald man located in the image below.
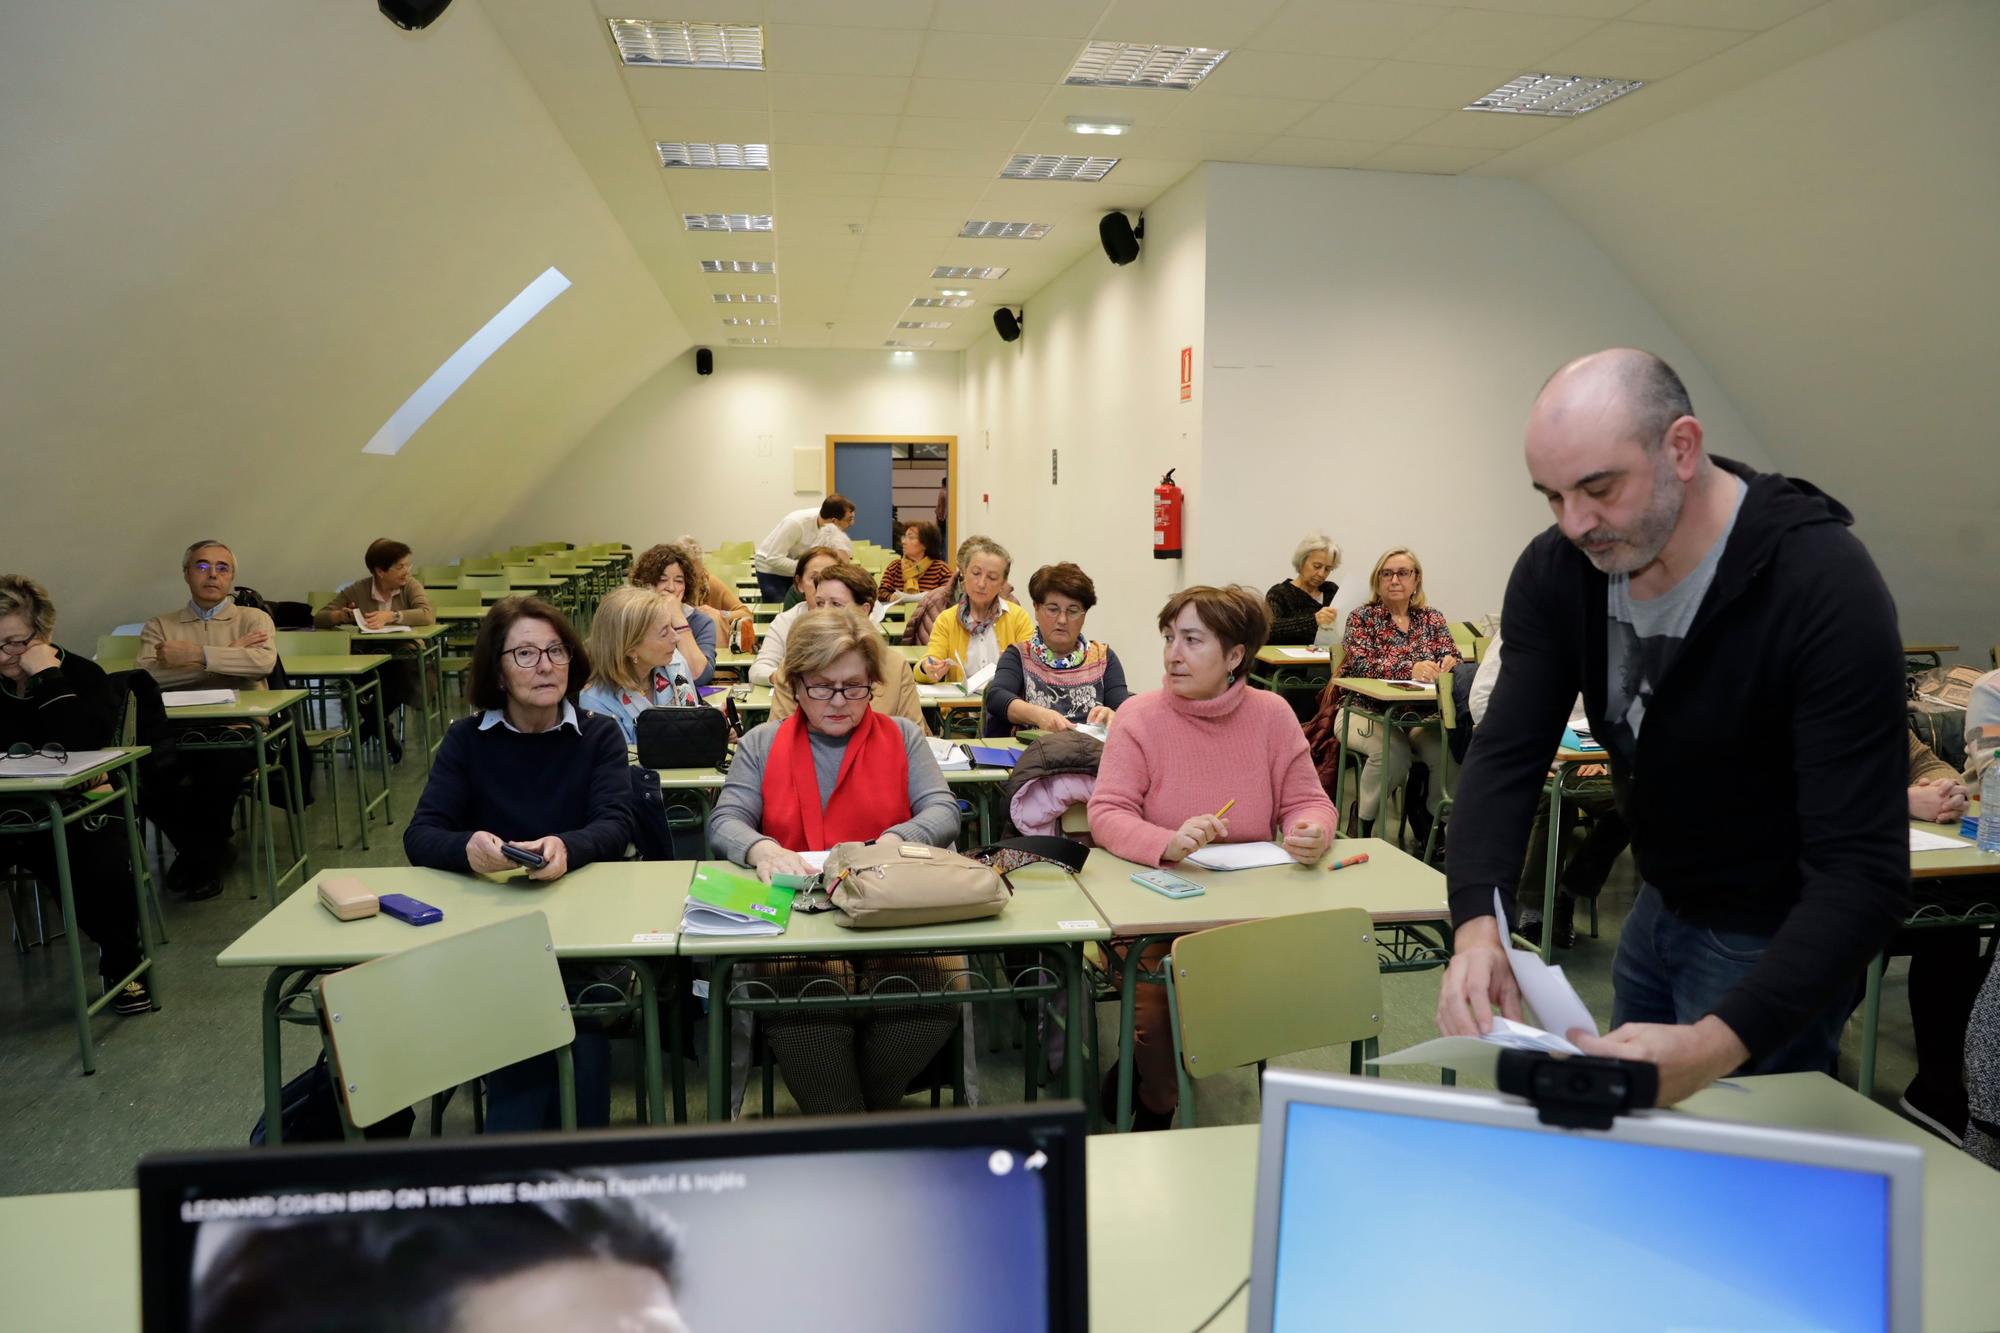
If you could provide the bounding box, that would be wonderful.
[1438,349,1907,1105]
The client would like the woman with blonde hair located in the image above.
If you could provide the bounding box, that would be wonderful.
[578,585,700,744]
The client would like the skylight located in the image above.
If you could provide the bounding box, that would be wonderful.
[910,297,974,308]
[896,320,950,329]
[1465,73,1644,118]
[608,20,764,70]
[712,293,778,303]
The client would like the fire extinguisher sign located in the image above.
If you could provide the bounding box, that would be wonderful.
[1179,346,1193,402]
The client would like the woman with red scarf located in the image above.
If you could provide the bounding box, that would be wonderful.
[705,607,963,1113]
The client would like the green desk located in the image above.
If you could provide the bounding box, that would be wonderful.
[0,747,157,1073]
[1533,744,1613,963]
[165,689,312,908]
[918,684,987,739]
[1075,838,1452,1131]
[280,653,393,849]
[680,860,1109,1120]
[1330,676,1439,834]
[338,623,448,765]
[1248,644,1334,694]
[217,862,689,1142]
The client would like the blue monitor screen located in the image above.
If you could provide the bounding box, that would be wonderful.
[1273,1101,1891,1332]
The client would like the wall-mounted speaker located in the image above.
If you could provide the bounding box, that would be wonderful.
[695,348,714,376]
[993,308,1023,343]
[1100,212,1143,266]
[379,0,453,30]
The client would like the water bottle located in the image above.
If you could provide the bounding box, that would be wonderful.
[1980,765,2000,854]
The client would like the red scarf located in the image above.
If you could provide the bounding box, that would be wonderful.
[760,709,911,853]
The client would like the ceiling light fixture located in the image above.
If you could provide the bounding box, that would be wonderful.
[607,19,764,70]
[721,317,777,326]
[656,141,769,170]
[1465,72,1644,118]
[959,220,1052,240]
[1000,154,1119,182]
[684,213,774,232]
[885,341,932,350]
[712,293,777,303]
[931,266,1009,281]
[897,320,950,329]
[701,259,775,274]
[1066,116,1132,136]
[936,288,973,297]
[910,297,973,308]
[729,336,773,345]
[1063,41,1228,90]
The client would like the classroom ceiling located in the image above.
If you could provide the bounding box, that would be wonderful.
[481,0,1864,353]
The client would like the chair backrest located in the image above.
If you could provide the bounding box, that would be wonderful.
[427,586,483,607]
[1058,802,1091,836]
[416,565,460,586]
[275,629,346,660]
[307,591,341,613]
[502,564,540,581]
[460,573,510,594]
[461,557,504,574]
[318,912,575,1129]
[97,634,142,667]
[1170,908,1382,1078]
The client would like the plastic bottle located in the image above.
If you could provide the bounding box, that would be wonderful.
[1980,764,2000,855]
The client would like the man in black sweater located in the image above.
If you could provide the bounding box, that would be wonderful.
[1439,349,1907,1105]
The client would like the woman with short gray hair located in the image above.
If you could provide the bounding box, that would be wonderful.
[1265,534,1342,645]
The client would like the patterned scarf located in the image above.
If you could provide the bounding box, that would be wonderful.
[956,593,1000,637]
[1026,631,1092,670]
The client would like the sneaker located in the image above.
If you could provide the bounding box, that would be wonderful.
[1899,1084,1966,1148]
[108,978,153,1016]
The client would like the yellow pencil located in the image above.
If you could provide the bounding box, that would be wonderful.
[1215,798,1236,819]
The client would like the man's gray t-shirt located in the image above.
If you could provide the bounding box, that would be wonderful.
[1604,476,1747,764]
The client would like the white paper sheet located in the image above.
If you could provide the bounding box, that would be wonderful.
[867,598,892,625]
[1074,723,1109,742]
[1183,841,1294,871]
[161,689,238,707]
[0,747,124,779]
[351,609,398,634]
[1367,1017,1585,1078]
[926,738,969,771]
[1276,648,1327,661]
[917,683,968,700]
[965,662,997,694]
[1910,827,1970,853]
[1499,888,1599,1039]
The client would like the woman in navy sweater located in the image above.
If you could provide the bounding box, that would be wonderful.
[404,596,632,1131]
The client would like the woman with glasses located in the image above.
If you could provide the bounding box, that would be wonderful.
[706,608,962,1113]
[768,562,927,730]
[0,575,149,1015]
[1317,547,1459,837]
[579,586,700,744]
[403,595,632,1132]
[984,562,1130,737]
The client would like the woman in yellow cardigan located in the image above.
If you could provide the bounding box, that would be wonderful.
[918,536,1033,683]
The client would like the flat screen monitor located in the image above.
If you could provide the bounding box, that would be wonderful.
[1248,1071,1922,1333]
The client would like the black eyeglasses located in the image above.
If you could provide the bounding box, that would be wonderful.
[505,644,571,669]
[3,742,65,763]
[801,683,872,701]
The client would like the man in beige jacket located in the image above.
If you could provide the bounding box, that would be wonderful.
[137,540,276,898]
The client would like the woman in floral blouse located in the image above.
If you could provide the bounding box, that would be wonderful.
[1319,547,1458,834]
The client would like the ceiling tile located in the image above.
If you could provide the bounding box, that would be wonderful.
[763,24,926,77]
[876,175,991,203]
[1179,129,1279,161]
[595,0,760,17]
[853,217,963,239]
[1403,110,1564,150]
[660,176,775,211]
[917,31,1082,84]
[768,112,902,147]
[777,169,886,196]
[1246,2,1454,60]
[928,0,1103,39]
[894,117,1032,152]
[1288,100,1446,141]
[1360,143,1498,174]
[775,237,864,262]
[906,78,1052,120]
[768,143,890,174]
[1100,158,1200,189]
[1540,21,1748,78]
[761,0,939,27]
[622,68,770,112]
[1390,9,1608,67]
[1165,93,1317,135]
[887,146,1011,178]
[633,108,772,144]
[1032,85,1187,128]
[1249,137,1391,168]
[1619,0,1822,29]
[872,195,989,222]
[767,73,913,115]
[1091,0,1291,48]
[776,195,879,221]
[1194,49,1376,101]
[1443,0,1642,16]
[1334,60,1520,110]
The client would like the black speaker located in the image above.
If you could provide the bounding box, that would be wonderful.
[1099,212,1143,266]
[379,0,453,30]
[993,308,1022,343]
[695,348,714,376]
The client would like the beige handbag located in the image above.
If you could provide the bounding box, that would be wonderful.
[815,837,1088,930]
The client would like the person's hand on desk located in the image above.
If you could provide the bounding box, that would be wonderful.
[747,840,813,886]
[1909,778,1969,823]
[918,656,949,683]
[1568,1015,1749,1107]
[1163,813,1227,863]
[156,640,205,668]
[1408,661,1441,684]
[360,610,395,631]
[1281,819,1330,865]
[466,831,513,875]
[1435,915,1523,1036]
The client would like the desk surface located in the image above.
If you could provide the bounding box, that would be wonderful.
[164,688,308,721]
[1076,837,1449,937]
[1911,813,1997,880]
[336,624,448,643]
[1332,676,1437,703]
[432,606,488,621]
[0,745,149,795]
[277,654,391,676]
[1255,645,1330,664]
[216,863,691,967]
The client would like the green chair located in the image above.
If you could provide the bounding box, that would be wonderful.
[316,912,577,1137]
[1420,665,1459,866]
[96,634,141,668]
[461,573,510,597]
[1163,908,1385,1129]
[428,586,482,608]
[416,564,460,586]
[461,556,503,574]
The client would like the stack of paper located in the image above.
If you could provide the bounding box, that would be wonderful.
[162,689,238,707]
[927,738,970,771]
[1183,841,1294,871]
[351,609,398,634]
[918,683,970,700]
[1910,827,1970,853]
[680,864,797,937]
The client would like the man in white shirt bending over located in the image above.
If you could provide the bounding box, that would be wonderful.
[752,495,855,602]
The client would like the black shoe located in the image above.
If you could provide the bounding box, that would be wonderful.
[1550,892,1577,950]
[1516,916,1544,948]
[107,978,154,1016]
[1099,1064,1175,1132]
[386,733,404,765]
[1899,1081,1967,1147]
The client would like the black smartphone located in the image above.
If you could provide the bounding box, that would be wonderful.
[500,843,547,870]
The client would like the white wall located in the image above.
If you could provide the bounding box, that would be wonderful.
[959,168,1210,674]
[1199,162,1775,629]
[1536,0,2000,664]
[507,348,963,553]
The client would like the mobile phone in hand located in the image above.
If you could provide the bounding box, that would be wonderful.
[500,843,547,870]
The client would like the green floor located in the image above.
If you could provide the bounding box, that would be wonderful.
[0,754,1931,1197]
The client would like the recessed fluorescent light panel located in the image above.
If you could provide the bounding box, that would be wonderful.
[363,267,570,456]
[1001,154,1118,182]
[721,317,776,326]
[884,341,933,350]
[936,288,972,297]
[959,220,1051,240]
[910,297,973,308]
[712,293,777,304]
[1066,116,1132,136]
[897,321,950,329]
[1064,42,1228,90]
[1466,73,1644,117]
[700,259,775,274]
[931,266,1008,281]
[608,19,764,70]
[729,336,773,345]
[684,213,774,232]
[656,141,769,170]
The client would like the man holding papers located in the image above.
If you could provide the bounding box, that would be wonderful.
[1439,350,1907,1106]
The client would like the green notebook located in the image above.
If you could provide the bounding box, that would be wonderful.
[681,864,796,937]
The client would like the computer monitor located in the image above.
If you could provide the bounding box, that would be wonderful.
[139,1104,1086,1333]
[1247,1070,1922,1333]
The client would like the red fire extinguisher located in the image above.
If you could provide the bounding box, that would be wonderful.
[1153,469,1184,560]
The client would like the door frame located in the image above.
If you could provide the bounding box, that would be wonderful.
[824,435,957,551]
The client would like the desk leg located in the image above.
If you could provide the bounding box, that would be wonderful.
[260,968,291,1146]
[1065,944,1087,1106]
[706,957,734,1120]
[371,675,393,825]
[1859,951,1885,1097]
[251,729,278,911]
[118,771,166,948]
[1114,939,1149,1133]
[280,719,311,893]
[1335,709,1352,833]
[346,679,372,851]
[667,959,687,1124]
[631,958,664,1126]
[42,798,95,1075]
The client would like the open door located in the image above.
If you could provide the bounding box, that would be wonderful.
[825,436,955,551]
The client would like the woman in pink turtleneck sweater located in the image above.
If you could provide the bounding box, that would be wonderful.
[1089,587,1337,1127]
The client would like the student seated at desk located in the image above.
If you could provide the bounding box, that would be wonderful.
[137,539,276,900]
[1264,533,1342,646]
[747,545,843,688]
[917,537,1033,684]
[769,562,926,731]
[312,538,434,762]
[577,586,699,744]
[706,608,962,1114]
[629,543,715,686]
[678,534,753,648]
[900,533,1013,649]
[1090,586,1336,1128]
[985,562,1129,738]
[875,520,953,604]
[0,575,148,1014]
[404,595,633,1132]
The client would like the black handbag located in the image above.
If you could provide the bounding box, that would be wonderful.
[634,705,729,769]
